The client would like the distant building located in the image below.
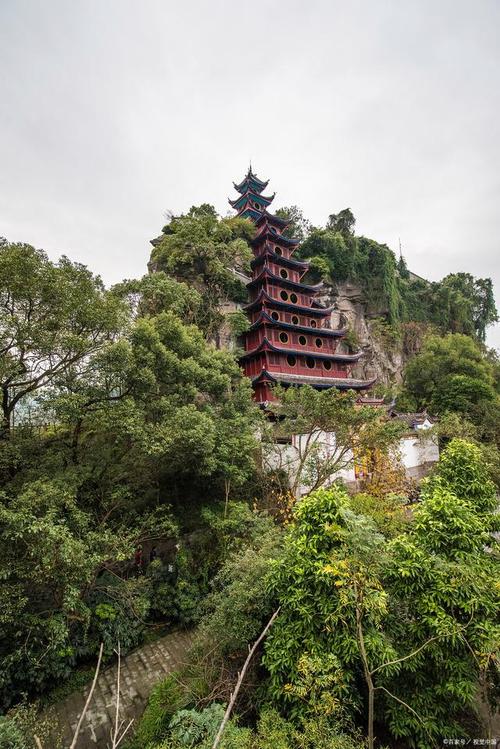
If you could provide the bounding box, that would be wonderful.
[228,167,439,489]
[230,167,375,404]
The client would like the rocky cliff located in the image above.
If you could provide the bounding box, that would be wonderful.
[318,281,406,388]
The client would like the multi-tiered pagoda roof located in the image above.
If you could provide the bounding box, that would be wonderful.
[230,167,375,405]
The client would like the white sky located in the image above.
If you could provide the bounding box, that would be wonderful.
[1,0,499,347]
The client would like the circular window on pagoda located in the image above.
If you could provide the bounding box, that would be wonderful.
[279,332,289,344]
[306,357,315,369]
[291,315,299,325]
[271,311,280,321]
[280,290,289,301]
[287,355,297,367]
[315,338,323,348]
[290,293,298,304]
[323,360,332,371]
[299,335,307,346]
[274,247,282,256]
[271,227,277,234]
[280,268,288,279]
[253,202,260,209]
[310,319,317,328]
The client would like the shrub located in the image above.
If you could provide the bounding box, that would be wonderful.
[127,673,190,749]
[0,717,25,749]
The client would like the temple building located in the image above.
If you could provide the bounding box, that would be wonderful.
[230,167,375,405]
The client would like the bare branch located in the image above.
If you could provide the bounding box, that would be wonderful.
[69,642,104,749]
[211,608,280,749]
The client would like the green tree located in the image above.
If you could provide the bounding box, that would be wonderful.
[326,208,356,237]
[0,240,125,437]
[401,333,500,442]
[384,439,500,746]
[275,206,313,242]
[149,207,253,340]
[263,386,404,497]
[263,442,499,747]
[0,479,177,707]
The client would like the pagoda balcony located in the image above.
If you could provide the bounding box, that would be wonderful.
[245,328,349,357]
[252,369,377,393]
[249,311,347,337]
[248,287,318,309]
[243,289,334,317]
[251,248,309,271]
[240,338,362,364]
[265,357,349,379]
[247,273,322,295]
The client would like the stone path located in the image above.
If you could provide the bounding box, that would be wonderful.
[50,629,194,749]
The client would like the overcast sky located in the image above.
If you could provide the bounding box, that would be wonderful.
[1,0,499,347]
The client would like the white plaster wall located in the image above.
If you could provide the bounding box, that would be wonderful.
[264,430,439,497]
[399,434,440,469]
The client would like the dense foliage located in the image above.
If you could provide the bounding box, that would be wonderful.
[0,240,261,708]
[148,206,254,340]
[1,194,498,749]
[293,210,497,338]
[399,333,500,446]
[130,440,498,749]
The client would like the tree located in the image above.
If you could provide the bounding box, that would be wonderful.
[0,479,177,707]
[401,333,500,442]
[384,439,500,746]
[275,206,313,242]
[299,229,357,282]
[326,208,356,237]
[263,486,398,729]
[263,441,500,747]
[263,386,404,497]
[148,207,254,340]
[0,240,125,437]
[436,273,498,341]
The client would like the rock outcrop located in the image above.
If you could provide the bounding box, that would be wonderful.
[319,281,405,387]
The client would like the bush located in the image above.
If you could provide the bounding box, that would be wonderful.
[0,717,25,749]
[127,673,190,749]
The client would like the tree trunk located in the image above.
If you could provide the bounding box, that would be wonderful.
[1,388,11,439]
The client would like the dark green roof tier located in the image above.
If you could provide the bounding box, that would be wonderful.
[255,211,290,229]
[229,190,275,211]
[251,229,300,248]
[233,168,269,195]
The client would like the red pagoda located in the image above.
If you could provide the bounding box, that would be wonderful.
[230,167,375,405]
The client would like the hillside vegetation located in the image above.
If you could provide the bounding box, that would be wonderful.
[0,204,498,749]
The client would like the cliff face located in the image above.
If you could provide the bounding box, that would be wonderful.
[320,281,405,387]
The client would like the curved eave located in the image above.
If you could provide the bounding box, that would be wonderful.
[247,269,323,293]
[243,290,333,316]
[233,173,269,193]
[255,210,291,229]
[251,250,309,271]
[251,229,300,248]
[240,338,363,363]
[239,207,264,222]
[252,370,377,392]
[249,312,348,337]
[229,190,275,209]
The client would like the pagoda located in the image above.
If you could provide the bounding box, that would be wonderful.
[230,167,375,405]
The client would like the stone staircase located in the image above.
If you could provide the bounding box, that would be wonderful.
[49,629,193,748]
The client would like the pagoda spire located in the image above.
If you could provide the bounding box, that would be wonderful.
[230,168,374,405]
